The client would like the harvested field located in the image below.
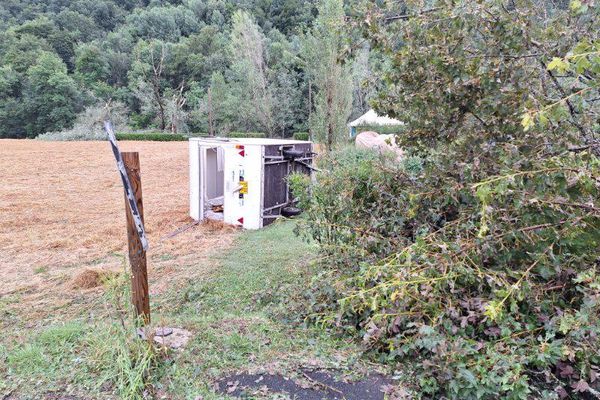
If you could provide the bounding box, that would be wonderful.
[0,139,238,314]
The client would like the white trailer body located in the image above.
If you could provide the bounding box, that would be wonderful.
[189,137,313,230]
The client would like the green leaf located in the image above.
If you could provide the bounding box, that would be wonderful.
[484,300,503,322]
[570,0,582,11]
[547,57,570,74]
[538,112,549,127]
[521,112,535,131]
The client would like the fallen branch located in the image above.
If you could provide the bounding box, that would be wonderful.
[385,7,441,21]
[160,220,200,241]
[301,372,344,395]
[568,142,600,152]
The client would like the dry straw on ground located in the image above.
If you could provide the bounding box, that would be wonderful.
[70,269,118,289]
[0,140,238,317]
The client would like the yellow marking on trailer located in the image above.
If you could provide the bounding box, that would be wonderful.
[240,181,248,194]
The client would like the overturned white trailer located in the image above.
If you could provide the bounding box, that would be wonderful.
[189,137,314,230]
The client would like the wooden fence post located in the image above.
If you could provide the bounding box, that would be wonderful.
[121,152,150,325]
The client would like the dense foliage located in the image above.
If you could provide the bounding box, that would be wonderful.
[293,0,600,398]
[293,132,310,140]
[0,0,370,139]
[226,131,267,138]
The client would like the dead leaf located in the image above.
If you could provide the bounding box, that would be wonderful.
[555,385,568,399]
[571,379,590,393]
[558,364,574,378]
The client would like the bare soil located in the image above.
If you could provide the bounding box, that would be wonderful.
[0,139,237,316]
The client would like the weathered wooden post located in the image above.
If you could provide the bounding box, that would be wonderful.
[121,152,150,325]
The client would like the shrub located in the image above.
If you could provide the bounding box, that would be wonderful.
[293,132,310,141]
[291,147,411,270]
[37,103,128,141]
[186,132,209,138]
[293,147,600,399]
[227,132,267,138]
[291,1,600,398]
[116,133,187,142]
[353,125,405,136]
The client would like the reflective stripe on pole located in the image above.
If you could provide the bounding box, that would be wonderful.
[104,120,149,251]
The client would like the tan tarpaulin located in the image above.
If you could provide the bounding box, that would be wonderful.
[355,131,403,161]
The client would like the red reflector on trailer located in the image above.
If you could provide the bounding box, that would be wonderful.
[237,217,244,224]
[235,145,245,157]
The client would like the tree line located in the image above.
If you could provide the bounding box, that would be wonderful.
[0,0,373,143]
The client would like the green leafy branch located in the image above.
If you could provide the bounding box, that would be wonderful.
[521,87,593,131]
[484,245,553,321]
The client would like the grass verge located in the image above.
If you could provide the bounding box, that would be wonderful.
[1,220,368,399]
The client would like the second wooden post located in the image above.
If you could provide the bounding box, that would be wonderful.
[122,152,150,325]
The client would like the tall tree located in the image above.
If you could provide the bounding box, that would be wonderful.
[187,71,236,135]
[0,65,26,138]
[350,45,372,119]
[165,83,188,134]
[229,10,275,135]
[129,40,171,130]
[303,0,352,150]
[75,43,111,98]
[23,52,81,137]
[266,28,303,137]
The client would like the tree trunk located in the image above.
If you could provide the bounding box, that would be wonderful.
[326,84,334,151]
[152,79,166,131]
[308,80,313,142]
[208,86,214,136]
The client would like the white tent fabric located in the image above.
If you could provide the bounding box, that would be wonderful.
[348,109,404,127]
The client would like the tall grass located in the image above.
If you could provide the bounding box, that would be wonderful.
[84,265,162,400]
[85,326,157,400]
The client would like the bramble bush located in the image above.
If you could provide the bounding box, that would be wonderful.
[294,148,600,399]
[293,0,599,398]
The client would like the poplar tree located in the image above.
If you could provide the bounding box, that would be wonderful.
[304,0,352,150]
[229,10,275,135]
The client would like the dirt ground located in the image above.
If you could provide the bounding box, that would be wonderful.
[0,139,237,314]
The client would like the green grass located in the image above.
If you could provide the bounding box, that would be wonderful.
[0,221,366,399]
[2,321,89,395]
[6,343,48,375]
[158,221,362,398]
[33,266,48,274]
[192,221,315,311]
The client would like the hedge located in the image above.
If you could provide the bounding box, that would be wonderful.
[116,133,187,141]
[227,132,267,138]
[293,132,310,141]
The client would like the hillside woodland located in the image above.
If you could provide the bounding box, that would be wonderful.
[0,0,375,141]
